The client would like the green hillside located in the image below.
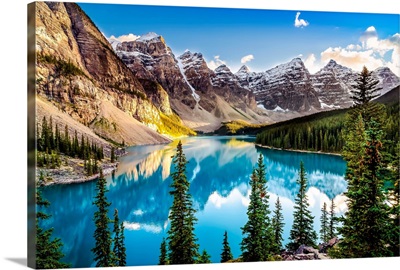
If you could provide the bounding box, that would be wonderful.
[255,86,399,154]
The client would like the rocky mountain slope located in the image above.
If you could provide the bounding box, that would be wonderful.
[35,2,399,139]
[113,35,268,132]
[35,2,193,147]
[235,58,399,111]
[236,58,321,112]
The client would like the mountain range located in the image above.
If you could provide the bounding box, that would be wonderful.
[35,2,400,147]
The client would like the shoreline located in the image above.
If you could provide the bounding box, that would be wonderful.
[255,144,342,157]
[36,136,342,187]
[36,155,120,186]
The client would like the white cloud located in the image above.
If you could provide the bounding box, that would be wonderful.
[304,53,323,74]
[346,44,362,51]
[133,209,144,216]
[123,222,162,233]
[304,26,400,76]
[109,33,140,43]
[294,12,309,28]
[360,26,378,47]
[321,46,384,71]
[208,191,229,208]
[207,55,227,70]
[241,54,254,64]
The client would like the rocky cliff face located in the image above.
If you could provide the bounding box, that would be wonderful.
[311,60,354,108]
[235,58,399,111]
[114,38,260,129]
[35,2,174,145]
[238,58,320,111]
[176,51,257,112]
[372,67,400,96]
[115,33,198,109]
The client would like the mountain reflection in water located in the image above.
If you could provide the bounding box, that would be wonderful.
[40,136,347,267]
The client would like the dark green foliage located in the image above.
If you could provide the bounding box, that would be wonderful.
[108,82,148,101]
[158,237,168,265]
[91,169,113,267]
[111,147,116,163]
[338,119,393,257]
[37,150,61,169]
[220,231,233,263]
[197,250,211,264]
[351,66,381,106]
[255,91,398,157]
[336,67,395,258]
[84,157,99,176]
[328,199,337,240]
[287,162,317,251]
[112,209,126,266]
[36,190,70,269]
[256,109,346,153]
[36,116,104,169]
[387,142,400,256]
[38,53,87,78]
[241,154,274,261]
[167,141,199,264]
[320,202,329,243]
[271,197,285,253]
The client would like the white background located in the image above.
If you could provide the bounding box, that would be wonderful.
[0,0,399,269]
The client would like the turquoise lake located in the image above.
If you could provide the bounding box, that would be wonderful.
[40,136,348,267]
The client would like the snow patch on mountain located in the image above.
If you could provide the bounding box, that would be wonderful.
[137,32,161,42]
[273,106,288,112]
[176,57,201,102]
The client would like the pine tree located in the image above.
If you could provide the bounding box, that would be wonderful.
[64,124,70,155]
[327,199,337,240]
[112,209,126,266]
[387,142,400,256]
[36,190,70,269]
[241,154,273,261]
[320,202,329,243]
[73,130,79,157]
[158,237,168,265]
[351,66,381,106]
[55,124,60,152]
[167,141,199,264]
[338,119,392,258]
[336,67,393,258]
[197,250,211,264]
[111,147,116,163]
[287,161,317,251]
[49,116,54,150]
[220,231,233,263]
[119,222,126,265]
[254,154,274,257]
[271,197,285,253]
[241,170,264,261]
[91,169,113,267]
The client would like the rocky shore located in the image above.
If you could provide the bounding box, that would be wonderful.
[36,156,119,186]
[281,237,339,261]
[255,144,342,157]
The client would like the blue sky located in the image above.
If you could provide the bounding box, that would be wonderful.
[78,3,400,75]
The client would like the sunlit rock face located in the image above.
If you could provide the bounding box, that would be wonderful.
[35,2,171,145]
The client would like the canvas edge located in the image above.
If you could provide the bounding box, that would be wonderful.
[27,1,37,269]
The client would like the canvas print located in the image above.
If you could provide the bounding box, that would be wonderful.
[27,1,400,268]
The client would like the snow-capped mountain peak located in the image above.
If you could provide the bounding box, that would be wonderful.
[137,32,163,43]
[107,37,121,51]
[215,64,232,74]
[372,66,400,95]
[237,65,250,74]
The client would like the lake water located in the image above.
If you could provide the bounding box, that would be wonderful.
[40,136,347,267]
